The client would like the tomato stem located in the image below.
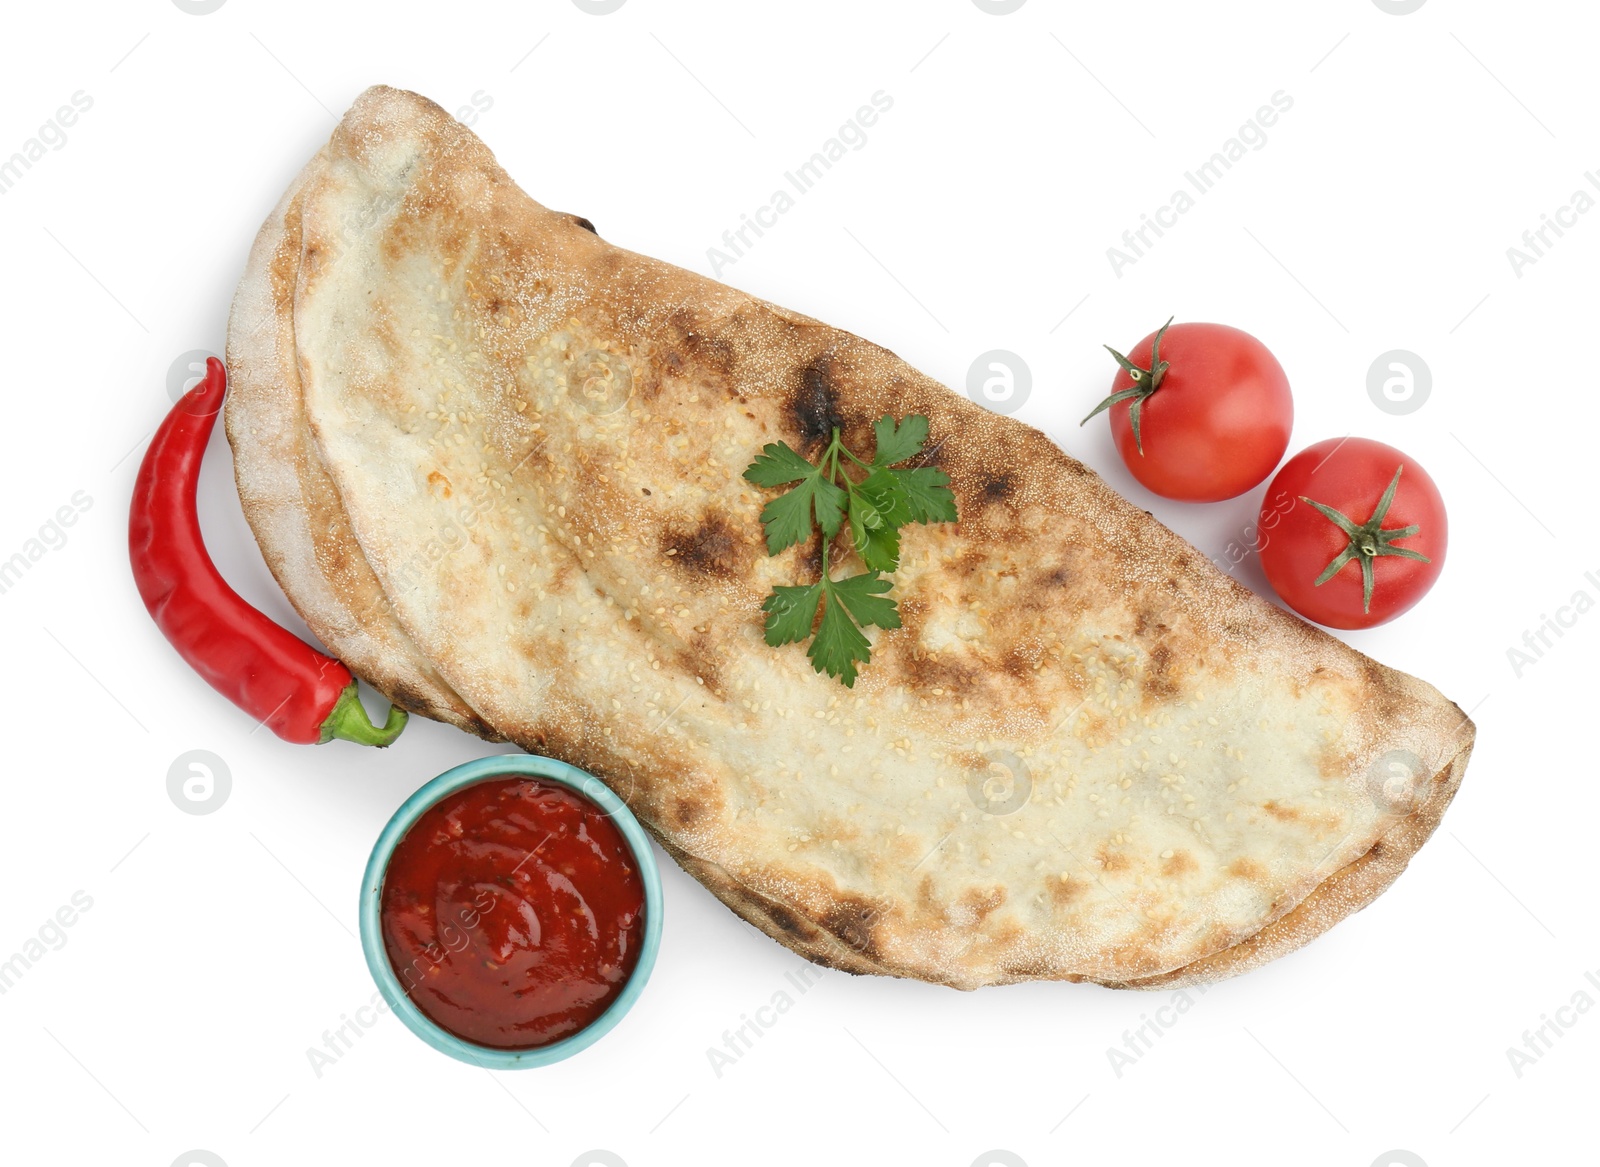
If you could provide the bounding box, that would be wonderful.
[1300,464,1432,614]
[1080,316,1175,455]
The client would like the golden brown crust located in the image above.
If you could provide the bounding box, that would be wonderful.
[224,150,500,739]
[1105,725,1473,989]
[231,86,1474,989]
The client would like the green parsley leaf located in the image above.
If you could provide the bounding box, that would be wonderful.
[871,414,930,468]
[856,467,913,530]
[850,502,902,573]
[743,441,817,487]
[744,414,957,687]
[830,571,901,631]
[761,582,823,646]
[809,585,873,687]
[890,466,958,525]
[756,474,846,555]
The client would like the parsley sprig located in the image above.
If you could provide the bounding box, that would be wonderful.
[743,415,957,686]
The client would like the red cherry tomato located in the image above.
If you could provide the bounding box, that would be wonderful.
[1083,320,1293,501]
[1257,437,1447,630]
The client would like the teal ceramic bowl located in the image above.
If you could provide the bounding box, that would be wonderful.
[359,754,662,1069]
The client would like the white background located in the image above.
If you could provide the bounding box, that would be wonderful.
[0,1,1592,1165]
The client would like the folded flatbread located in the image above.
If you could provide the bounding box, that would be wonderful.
[226,86,1473,989]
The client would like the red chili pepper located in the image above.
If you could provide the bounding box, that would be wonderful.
[129,358,406,746]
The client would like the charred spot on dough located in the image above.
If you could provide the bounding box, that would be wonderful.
[823,896,884,958]
[796,541,825,581]
[636,372,667,403]
[385,682,433,717]
[1038,565,1073,590]
[663,307,735,380]
[661,510,749,579]
[1262,801,1301,823]
[957,885,1007,924]
[1096,847,1131,874]
[672,640,724,699]
[790,356,844,449]
[978,470,1017,504]
[901,647,985,701]
[1228,857,1267,881]
[1133,605,1171,641]
[758,901,809,939]
[1000,644,1042,683]
[1161,850,1199,877]
[426,470,453,499]
[670,797,705,829]
[1142,642,1178,700]
[1050,876,1090,906]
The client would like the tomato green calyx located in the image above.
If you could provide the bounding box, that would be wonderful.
[320,682,409,746]
[1300,464,1432,615]
[1081,316,1175,455]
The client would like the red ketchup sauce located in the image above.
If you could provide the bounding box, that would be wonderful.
[380,776,646,1049]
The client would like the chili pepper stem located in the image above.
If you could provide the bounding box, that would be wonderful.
[320,683,408,746]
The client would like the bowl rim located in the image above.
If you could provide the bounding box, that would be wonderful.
[358,753,663,1069]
